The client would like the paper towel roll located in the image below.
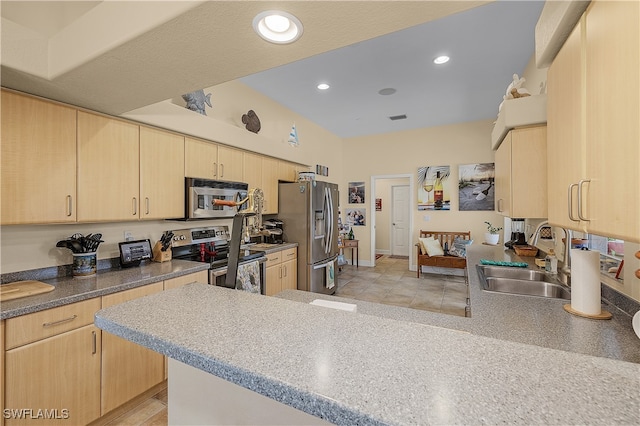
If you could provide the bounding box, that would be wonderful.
[570,248,602,315]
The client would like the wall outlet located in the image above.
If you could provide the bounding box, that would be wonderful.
[124,231,133,242]
[423,215,430,221]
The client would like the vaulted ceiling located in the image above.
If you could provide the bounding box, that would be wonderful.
[1,1,545,138]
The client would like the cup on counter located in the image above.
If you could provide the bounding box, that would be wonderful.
[72,252,97,277]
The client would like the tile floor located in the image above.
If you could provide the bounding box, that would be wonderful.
[103,255,468,425]
[335,255,469,317]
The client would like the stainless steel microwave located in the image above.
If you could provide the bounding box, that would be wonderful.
[185,178,248,220]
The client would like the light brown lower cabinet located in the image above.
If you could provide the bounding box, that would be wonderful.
[5,324,102,426]
[1,274,208,424]
[265,248,298,296]
[162,271,209,379]
[101,282,165,415]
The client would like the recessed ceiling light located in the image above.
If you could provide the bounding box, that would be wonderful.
[317,83,330,90]
[378,88,397,96]
[253,11,303,44]
[433,55,450,65]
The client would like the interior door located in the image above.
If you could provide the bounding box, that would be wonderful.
[391,185,410,256]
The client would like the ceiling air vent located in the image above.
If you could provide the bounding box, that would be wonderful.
[389,114,407,121]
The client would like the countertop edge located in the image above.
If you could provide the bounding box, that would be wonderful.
[0,260,209,320]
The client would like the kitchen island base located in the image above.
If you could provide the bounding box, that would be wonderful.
[168,358,329,425]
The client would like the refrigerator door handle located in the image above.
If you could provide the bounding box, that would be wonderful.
[324,187,334,254]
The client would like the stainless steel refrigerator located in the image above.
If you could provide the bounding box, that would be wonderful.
[278,181,339,295]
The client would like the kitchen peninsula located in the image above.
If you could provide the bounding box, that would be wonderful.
[95,272,640,425]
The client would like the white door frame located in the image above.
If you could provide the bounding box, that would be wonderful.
[370,173,414,268]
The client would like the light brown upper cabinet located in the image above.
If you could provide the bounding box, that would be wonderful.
[139,126,184,219]
[547,0,639,242]
[262,157,279,214]
[547,18,583,231]
[494,126,547,219]
[217,145,244,182]
[1,90,77,224]
[185,137,218,179]
[243,154,281,214]
[277,161,301,183]
[243,152,262,192]
[77,111,140,222]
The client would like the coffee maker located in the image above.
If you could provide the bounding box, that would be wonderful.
[505,218,527,248]
[263,219,284,244]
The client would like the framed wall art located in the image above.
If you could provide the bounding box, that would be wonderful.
[345,209,366,226]
[348,182,365,204]
[417,165,450,211]
[458,163,495,211]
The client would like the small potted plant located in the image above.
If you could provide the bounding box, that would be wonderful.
[484,221,502,245]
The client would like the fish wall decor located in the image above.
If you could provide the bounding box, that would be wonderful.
[182,89,212,115]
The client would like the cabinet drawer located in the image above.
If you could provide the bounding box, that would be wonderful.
[342,240,358,248]
[164,271,208,290]
[5,297,101,350]
[102,282,163,308]
[282,247,297,261]
[265,251,282,267]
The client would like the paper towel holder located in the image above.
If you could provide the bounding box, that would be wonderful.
[563,304,612,320]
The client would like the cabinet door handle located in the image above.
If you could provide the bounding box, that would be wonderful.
[497,199,503,212]
[92,330,97,354]
[132,197,137,216]
[213,162,218,178]
[66,195,73,216]
[145,197,150,215]
[283,265,287,277]
[220,163,224,178]
[279,267,282,279]
[43,314,77,328]
[567,183,579,222]
[577,179,591,221]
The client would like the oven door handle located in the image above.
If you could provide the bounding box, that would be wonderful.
[211,257,267,278]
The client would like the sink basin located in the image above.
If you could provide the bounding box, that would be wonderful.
[476,265,571,299]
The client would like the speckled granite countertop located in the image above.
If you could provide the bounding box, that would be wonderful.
[278,244,640,364]
[95,283,640,425]
[0,260,208,320]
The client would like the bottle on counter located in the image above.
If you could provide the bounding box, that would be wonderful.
[433,171,443,210]
[545,249,558,274]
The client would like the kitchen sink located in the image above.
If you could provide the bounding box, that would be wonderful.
[476,265,571,300]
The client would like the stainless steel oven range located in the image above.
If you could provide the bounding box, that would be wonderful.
[169,226,267,294]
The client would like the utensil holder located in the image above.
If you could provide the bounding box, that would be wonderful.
[72,252,97,277]
[152,241,172,263]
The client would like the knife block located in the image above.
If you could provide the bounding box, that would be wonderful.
[152,241,172,263]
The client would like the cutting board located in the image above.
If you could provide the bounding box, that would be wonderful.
[0,280,55,302]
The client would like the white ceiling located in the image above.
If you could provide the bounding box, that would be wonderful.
[1,1,545,139]
[241,1,546,138]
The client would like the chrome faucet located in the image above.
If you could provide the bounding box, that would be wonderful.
[528,220,549,247]
[528,221,572,285]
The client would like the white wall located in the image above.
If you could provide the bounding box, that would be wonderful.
[342,119,503,268]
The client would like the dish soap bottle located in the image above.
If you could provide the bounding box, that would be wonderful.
[545,249,558,274]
